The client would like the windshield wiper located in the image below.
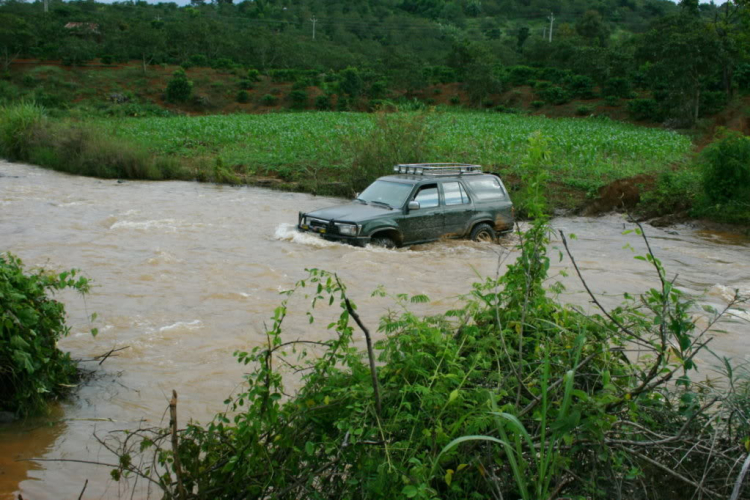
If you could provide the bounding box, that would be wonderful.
[355,198,368,205]
[370,200,393,210]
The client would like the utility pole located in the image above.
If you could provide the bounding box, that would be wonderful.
[547,11,554,42]
[43,0,49,13]
[310,16,317,40]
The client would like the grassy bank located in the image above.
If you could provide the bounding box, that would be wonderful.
[101,111,692,193]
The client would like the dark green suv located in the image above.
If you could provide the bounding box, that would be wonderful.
[297,164,514,248]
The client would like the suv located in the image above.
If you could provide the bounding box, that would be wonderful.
[297,164,514,248]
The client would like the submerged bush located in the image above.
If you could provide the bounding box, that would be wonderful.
[0,253,96,417]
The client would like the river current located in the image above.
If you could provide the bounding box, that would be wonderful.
[1,161,748,499]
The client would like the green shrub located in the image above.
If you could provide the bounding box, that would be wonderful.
[289,89,308,109]
[238,78,254,90]
[338,67,363,98]
[268,69,299,82]
[602,77,631,98]
[336,96,350,111]
[538,86,570,105]
[21,74,36,87]
[531,100,544,109]
[640,168,700,215]
[291,79,308,91]
[533,80,552,91]
[449,95,461,105]
[237,90,250,103]
[260,94,278,106]
[247,69,261,82]
[100,54,114,65]
[700,130,750,205]
[165,69,193,103]
[700,90,727,116]
[188,54,208,67]
[212,58,234,70]
[567,75,595,99]
[0,102,45,160]
[627,98,660,121]
[0,253,95,417]
[368,80,388,100]
[423,65,457,84]
[540,67,572,84]
[603,95,620,106]
[575,104,593,116]
[315,94,331,111]
[0,81,22,103]
[506,65,540,86]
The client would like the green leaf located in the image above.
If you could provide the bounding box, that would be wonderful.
[402,485,418,498]
[448,389,459,404]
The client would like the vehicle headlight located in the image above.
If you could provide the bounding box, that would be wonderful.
[335,223,359,236]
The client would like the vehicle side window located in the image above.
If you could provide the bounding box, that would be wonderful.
[414,184,439,208]
[465,177,506,201]
[443,182,470,206]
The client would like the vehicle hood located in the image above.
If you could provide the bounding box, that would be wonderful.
[305,202,394,222]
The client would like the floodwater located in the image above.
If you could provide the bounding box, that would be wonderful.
[1,161,748,499]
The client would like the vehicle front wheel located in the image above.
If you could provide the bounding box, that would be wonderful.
[470,223,496,243]
[370,236,396,249]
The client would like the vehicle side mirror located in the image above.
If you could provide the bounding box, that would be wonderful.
[408,201,420,211]
[354,192,360,199]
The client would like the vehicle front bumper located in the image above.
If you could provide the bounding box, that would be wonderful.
[297,219,371,246]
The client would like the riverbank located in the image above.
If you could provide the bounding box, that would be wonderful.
[1,104,698,215]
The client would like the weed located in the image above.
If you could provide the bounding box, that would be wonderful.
[0,253,96,417]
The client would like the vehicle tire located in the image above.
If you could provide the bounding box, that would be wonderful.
[370,236,396,249]
[470,223,496,243]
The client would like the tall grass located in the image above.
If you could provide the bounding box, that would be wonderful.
[0,102,45,160]
[0,103,186,180]
[343,112,437,192]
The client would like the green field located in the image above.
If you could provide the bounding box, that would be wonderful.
[100,111,692,191]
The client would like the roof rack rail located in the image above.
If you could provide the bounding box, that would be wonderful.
[392,163,483,176]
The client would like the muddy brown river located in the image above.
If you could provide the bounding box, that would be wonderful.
[1,161,748,499]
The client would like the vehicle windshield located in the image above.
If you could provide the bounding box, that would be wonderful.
[358,180,413,208]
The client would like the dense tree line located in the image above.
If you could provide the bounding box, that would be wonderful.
[0,0,748,124]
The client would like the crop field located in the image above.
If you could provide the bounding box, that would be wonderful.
[100,111,692,190]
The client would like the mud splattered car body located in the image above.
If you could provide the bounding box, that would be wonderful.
[297,164,514,248]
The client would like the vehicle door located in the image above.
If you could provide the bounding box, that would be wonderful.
[398,183,444,244]
[441,180,473,238]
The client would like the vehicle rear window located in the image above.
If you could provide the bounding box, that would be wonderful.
[465,177,506,201]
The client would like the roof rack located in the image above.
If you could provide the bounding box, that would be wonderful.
[392,163,483,176]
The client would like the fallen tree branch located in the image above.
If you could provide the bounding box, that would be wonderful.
[170,390,187,500]
[335,275,382,417]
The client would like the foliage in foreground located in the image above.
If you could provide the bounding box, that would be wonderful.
[0,253,96,417]
[103,141,750,499]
